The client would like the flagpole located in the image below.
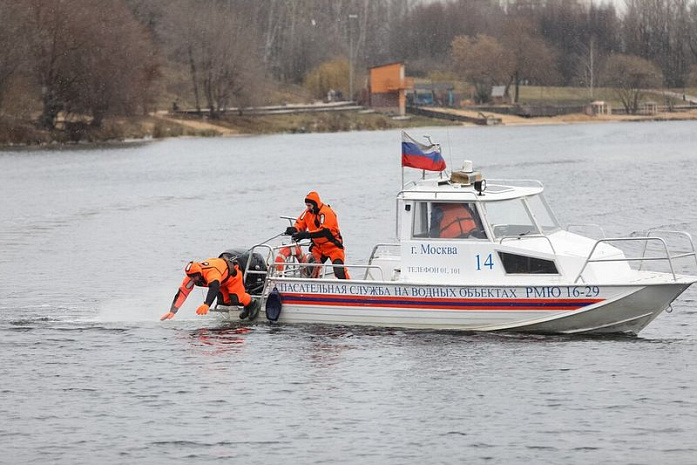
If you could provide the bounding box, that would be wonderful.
[401,130,404,189]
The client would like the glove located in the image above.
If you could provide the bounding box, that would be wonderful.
[196,303,210,315]
[292,230,311,241]
[284,226,297,236]
[160,311,176,321]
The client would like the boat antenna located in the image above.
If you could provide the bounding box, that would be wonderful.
[423,135,439,179]
[446,127,453,174]
[239,232,284,255]
[421,135,443,179]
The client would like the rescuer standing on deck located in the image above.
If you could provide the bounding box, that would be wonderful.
[160,258,260,321]
[284,191,350,279]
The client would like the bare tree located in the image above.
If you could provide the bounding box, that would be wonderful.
[0,2,29,114]
[688,64,697,86]
[623,0,693,88]
[451,34,513,104]
[0,2,28,114]
[26,0,79,127]
[575,36,603,99]
[166,1,264,117]
[500,18,561,103]
[25,0,160,128]
[67,2,160,125]
[396,1,504,74]
[603,54,663,114]
[687,1,697,62]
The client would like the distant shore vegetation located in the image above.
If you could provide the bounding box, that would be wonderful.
[1,0,697,146]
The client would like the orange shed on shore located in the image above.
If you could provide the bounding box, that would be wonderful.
[368,62,414,116]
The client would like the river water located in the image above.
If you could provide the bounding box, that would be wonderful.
[1,122,697,464]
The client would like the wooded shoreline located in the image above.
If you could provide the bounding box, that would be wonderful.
[3,107,697,150]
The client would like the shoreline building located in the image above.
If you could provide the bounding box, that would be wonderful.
[368,62,413,116]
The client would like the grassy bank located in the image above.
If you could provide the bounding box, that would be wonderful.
[189,111,454,134]
[0,111,455,147]
[517,86,697,106]
[0,115,222,147]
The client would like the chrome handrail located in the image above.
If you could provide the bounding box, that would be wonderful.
[275,261,386,281]
[573,237,680,283]
[262,241,388,281]
[640,230,697,270]
[247,243,277,302]
[396,189,481,199]
[485,179,544,188]
[365,243,400,279]
[367,243,400,263]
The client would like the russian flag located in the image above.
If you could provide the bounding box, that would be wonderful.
[401,131,446,171]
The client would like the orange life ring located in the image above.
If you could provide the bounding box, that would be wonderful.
[275,244,307,273]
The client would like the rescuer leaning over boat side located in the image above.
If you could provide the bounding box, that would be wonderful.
[284,191,350,279]
[160,257,260,321]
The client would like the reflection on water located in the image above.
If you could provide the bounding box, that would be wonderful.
[189,327,251,354]
[2,122,697,464]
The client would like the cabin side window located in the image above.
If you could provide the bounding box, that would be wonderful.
[412,202,487,239]
[498,252,559,274]
[412,202,430,238]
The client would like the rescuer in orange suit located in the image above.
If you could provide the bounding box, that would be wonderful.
[431,203,485,239]
[160,258,259,321]
[284,191,350,279]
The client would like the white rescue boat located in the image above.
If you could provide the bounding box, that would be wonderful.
[219,160,697,335]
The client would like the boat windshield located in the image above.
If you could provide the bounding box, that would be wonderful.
[481,194,560,239]
[481,199,539,238]
[526,194,560,234]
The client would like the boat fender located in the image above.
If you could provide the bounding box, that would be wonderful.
[265,287,282,322]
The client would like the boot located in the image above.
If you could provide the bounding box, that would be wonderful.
[247,299,261,321]
[239,299,260,321]
[238,306,249,320]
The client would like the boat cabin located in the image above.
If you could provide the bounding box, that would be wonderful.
[366,162,630,284]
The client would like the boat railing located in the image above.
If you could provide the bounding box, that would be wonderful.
[273,261,387,281]
[245,243,276,299]
[367,243,400,263]
[638,230,697,270]
[573,236,697,283]
[396,188,482,198]
[365,243,400,280]
[486,179,544,189]
[398,179,543,196]
[567,224,607,239]
[256,242,387,281]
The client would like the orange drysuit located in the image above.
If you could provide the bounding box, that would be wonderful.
[434,203,479,238]
[169,258,251,315]
[293,191,349,279]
